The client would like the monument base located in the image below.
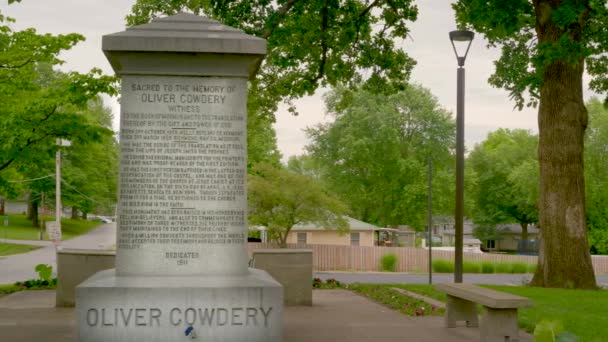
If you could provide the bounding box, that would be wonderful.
[76,268,283,342]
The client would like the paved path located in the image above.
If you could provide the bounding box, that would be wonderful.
[0,289,533,342]
[0,223,116,284]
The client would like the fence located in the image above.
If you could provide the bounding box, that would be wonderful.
[246,243,608,274]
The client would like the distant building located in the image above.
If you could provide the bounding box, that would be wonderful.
[285,217,404,247]
[441,222,539,253]
[4,200,27,214]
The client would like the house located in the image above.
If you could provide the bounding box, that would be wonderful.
[284,217,405,247]
[441,221,539,253]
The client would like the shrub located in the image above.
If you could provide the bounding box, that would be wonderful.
[35,264,53,282]
[511,262,529,273]
[312,278,343,289]
[432,259,454,273]
[481,262,495,274]
[495,263,511,273]
[381,253,398,272]
[463,261,481,273]
[527,263,537,274]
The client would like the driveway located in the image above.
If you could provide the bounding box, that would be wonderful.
[0,222,116,284]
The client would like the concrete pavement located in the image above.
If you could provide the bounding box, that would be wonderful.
[0,223,116,284]
[0,289,533,342]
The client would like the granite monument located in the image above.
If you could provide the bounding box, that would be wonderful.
[76,13,283,341]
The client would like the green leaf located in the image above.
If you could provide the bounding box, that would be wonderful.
[34,264,52,282]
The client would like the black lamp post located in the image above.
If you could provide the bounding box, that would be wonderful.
[449,30,474,283]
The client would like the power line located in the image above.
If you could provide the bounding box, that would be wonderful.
[6,174,53,183]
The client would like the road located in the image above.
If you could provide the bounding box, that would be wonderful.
[2,224,607,287]
[0,222,116,284]
[315,271,608,287]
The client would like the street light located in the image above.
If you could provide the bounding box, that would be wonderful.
[449,30,474,283]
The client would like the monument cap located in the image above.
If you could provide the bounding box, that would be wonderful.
[103,12,267,77]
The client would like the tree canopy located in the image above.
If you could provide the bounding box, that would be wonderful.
[61,98,119,217]
[0,9,118,224]
[306,84,455,228]
[0,15,117,180]
[468,129,539,228]
[585,97,608,254]
[248,163,349,247]
[468,129,539,245]
[126,0,419,119]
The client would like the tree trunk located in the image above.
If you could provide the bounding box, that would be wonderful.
[279,231,288,248]
[521,222,528,241]
[81,211,87,220]
[71,207,79,220]
[30,197,39,228]
[0,197,4,216]
[27,194,34,220]
[531,2,596,288]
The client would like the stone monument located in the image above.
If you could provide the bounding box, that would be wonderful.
[76,13,283,341]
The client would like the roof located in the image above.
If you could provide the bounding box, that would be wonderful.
[443,223,539,236]
[291,217,381,231]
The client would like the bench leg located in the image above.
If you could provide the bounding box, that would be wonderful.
[445,295,479,328]
[480,307,519,342]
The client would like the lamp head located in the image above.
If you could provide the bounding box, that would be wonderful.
[449,30,474,67]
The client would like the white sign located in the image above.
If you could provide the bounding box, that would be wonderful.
[46,221,62,244]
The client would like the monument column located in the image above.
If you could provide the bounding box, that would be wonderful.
[76,13,282,342]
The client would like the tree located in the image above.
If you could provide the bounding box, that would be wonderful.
[127,1,418,119]
[0,16,117,179]
[127,1,420,171]
[247,110,281,169]
[585,98,608,254]
[453,0,605,288]
[307,85,455,228]
[468,129,539,244]
[248,163,349,247]
[61,97,119,218]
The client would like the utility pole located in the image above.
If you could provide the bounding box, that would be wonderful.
[55,139,71,243]
[56,146,62,228]
[427,158,433,285]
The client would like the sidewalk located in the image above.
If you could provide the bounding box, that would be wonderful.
[0,289,533,342]
[0,223,116,284]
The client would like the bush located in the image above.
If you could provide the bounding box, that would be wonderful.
[511,262,529,273]
[380,253,398,272]
[432,259,454,273]
[481,262,495,274]
[495,263,512,273]
[527,263,537,274]
[312,278,343,289]
[463,261,481,273]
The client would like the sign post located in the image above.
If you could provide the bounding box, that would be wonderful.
[46,221,62,247]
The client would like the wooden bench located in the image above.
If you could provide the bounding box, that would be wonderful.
[436,283,532,342]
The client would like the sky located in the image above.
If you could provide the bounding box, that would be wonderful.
[2,0,598,161]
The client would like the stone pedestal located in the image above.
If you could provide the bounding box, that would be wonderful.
[77,269,282,341]
[253,249,313,306]
[76,13,282,341]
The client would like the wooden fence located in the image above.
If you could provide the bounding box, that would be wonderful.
[247,243,608,274]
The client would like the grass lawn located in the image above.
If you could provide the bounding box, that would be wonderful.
[398,283,608,341]
[0,281,57,297]
[0,214,101,241]
[0,243,40,256]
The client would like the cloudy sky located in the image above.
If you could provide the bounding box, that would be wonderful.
[3,0,597,161]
